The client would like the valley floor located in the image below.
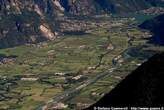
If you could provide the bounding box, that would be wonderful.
[0,16,162,110]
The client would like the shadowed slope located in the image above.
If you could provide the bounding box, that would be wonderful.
[139,14,164,45]
[86,53,164,109]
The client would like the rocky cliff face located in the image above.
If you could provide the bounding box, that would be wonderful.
[0,0,65,16]
[0,0,60,48]
[59,0,164,15]
[1,0,163,16]
[0,0,163,48]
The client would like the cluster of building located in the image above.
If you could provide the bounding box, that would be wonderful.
[0,57,16,65]
[43,102,68,110]
[141,7,164,15]
[51,102,68,110]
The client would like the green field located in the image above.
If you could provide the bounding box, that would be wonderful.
[0,17,155,110]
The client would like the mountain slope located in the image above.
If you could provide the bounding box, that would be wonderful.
[0,0,163,48]
[0,0,60,48]
[60,0,164,15]
[1,0,162,16]
[139,14,164,45]
[86,52,164,109]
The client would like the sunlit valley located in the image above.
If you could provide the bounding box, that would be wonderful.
[0,0,164,110]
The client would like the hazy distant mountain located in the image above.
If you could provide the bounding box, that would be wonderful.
[86,52,164,109]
